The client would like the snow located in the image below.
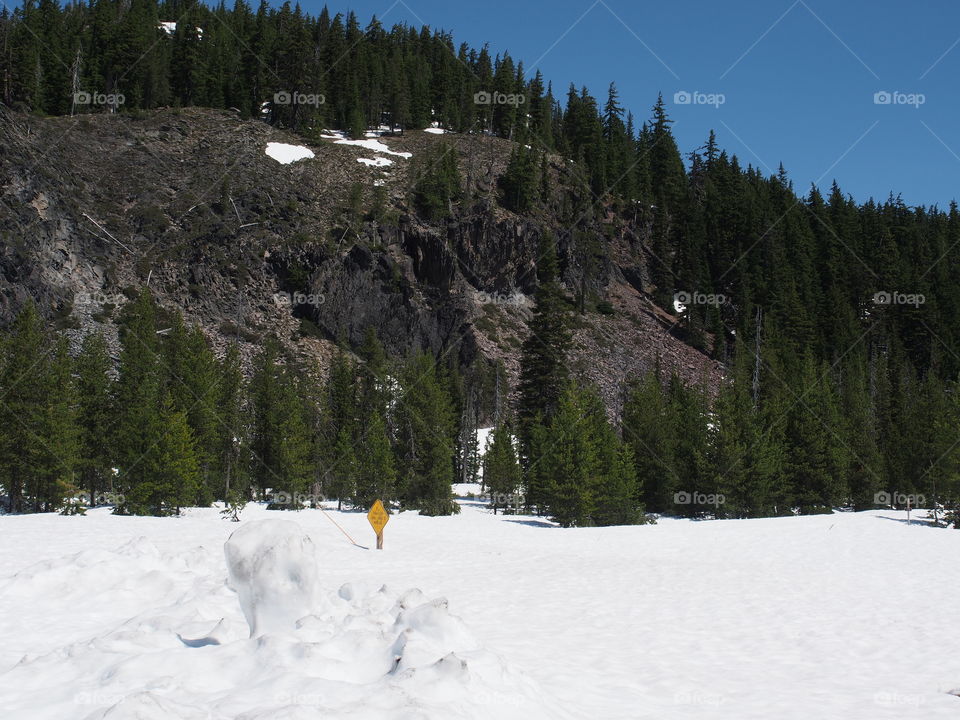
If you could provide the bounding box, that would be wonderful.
[424,127,447,134]
[265,142,315,165]
[158,22,203,38]
[331,137,412,158]
[2,505,959,719]
[224,519,321,637]
[476,426,493,454]
[357,157,393,167]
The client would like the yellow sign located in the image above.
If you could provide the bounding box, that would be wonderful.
[367,499,389,534]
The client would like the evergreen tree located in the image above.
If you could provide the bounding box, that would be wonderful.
[394,351,458,515]
[75,331,115,506]
[0,302,48,512]
[125,395,200,516]
[411,141,462,221]
[250,337,313,505]
[355,407,396,507]
[621,368,678,513]
[500,145,538,213]
[215,342,248,502]
[517,232,571,445]
[30,335,79,512]
[483,420,520,513]
[114,290,165,506]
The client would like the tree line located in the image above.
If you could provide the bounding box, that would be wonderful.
[2,1,960,526]
[0,291,473,517]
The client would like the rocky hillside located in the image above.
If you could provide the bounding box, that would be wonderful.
[0,106,722,418]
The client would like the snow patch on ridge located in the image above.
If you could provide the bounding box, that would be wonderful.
[357,157,393,167]
[265,142,315,164]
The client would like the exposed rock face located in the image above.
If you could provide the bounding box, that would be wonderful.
[0,106,722,416]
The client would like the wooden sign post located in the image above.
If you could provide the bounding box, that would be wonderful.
[367,499,389,549]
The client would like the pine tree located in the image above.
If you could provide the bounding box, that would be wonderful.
[126,395,200,516]
[621,368,678,513]
[517,232,571,446]
[327,425,357,509]
[500,145,538,213]
[394,351,458,515]
[483,420,520,513]
[0,302,48,512]
[411,141,462,221]
[114,290,164,502]
[355,407,396,507]
[215,342,247,502]
[163,316,219,504]
[30,335,79,512]
[75,331,115,506]
[250,337,314,505]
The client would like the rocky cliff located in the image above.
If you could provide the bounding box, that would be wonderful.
[0,106,723,418]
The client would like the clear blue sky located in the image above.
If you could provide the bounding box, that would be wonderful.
[300,0,960,208]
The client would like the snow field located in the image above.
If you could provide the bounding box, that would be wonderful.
[1,504,958,719]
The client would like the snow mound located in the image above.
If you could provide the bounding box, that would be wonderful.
[423,127,447,134]
[357,157,393,167]
[224,519,321,637]
[264,142,314,164]
[0,517,557,719]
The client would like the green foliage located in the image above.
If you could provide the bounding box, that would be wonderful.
[411,142,462,221]
[500,145,538,213]
[394,351,458,515]
[250,337,313,506]
[517,232,572,444]
[483,421,521,514]
[75,331,115,505]
[528,383,643,527]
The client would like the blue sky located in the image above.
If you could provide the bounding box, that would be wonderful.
[301,0,960,208]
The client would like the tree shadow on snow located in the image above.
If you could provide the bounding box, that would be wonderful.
[501,517,557,528]
[875,514,945,529]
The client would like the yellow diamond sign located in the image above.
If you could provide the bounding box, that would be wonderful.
[367,499,389,534]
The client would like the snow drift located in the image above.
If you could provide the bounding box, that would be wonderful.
[0,515,557,720]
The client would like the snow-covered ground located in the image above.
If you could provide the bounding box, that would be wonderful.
[1,502,958,719]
